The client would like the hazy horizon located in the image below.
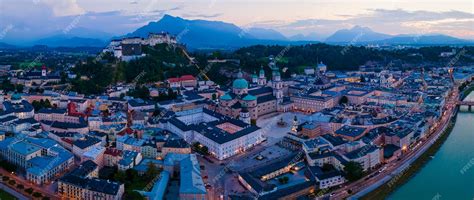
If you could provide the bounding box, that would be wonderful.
[0,0,473,44]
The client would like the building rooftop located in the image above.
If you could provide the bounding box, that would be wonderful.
[119,150,139,166]
[73,137,101,149]
[335,125,367,138]
[179,154,206,194]
[163,138,189,148]
[344,145,379,159]
[69,160,98,178]
[10,141,41,156]
[60,175,123,195]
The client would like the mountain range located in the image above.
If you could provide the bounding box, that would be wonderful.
[1,14,472,49]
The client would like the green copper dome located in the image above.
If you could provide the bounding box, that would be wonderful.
[220,93,233,101]
[242,94,257,101]
[11,93,21,100]
[233,78,248,89]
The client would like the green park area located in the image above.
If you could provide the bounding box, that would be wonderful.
[0,188,16,200]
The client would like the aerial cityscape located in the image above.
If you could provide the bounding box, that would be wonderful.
[0,0,473,200]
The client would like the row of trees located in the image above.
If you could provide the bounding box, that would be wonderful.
[0,80,23,93]
[0,174,49,200]
[192,142,210,155]
[31,99,53,111]
[126,86,179,101]
[70,44,193,95]
[69,43,474,96]
[99,165,160,200]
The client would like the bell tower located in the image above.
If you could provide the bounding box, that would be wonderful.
[41,65,47,77]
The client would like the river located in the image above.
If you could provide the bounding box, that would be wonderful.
[389,92,474,200]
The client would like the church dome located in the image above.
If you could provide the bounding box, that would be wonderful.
[11,93,22,101]
[242,94,257,101]
[233,78,248,89]
[220,93,233,101]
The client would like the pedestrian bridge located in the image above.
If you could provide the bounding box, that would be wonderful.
[456,101,474,111]
[456,101,474,106]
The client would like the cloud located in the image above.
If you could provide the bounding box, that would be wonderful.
[181,13,222,18]
[42,0,85,16]
[1,1,472,44]
[272,9,474,39]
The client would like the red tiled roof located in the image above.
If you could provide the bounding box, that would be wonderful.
[167,77,181,83]
[117,127,133,136]
[104,148,122,156]
[62,138,73,144]
[167,75,196,83]
[180,75,196,81]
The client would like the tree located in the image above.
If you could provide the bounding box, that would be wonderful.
[322,163,334,172]
[201,146,209,155]
[278,176,289,184]
[15,84,24,93]
[8,180,15,185]
[339,96,349,105]
[0,80,15,92]
[128,86,150,99]
[250,119,257,126]
[125,169,138,181]
[1,176,8,182]
[32,99,52,111]
[145,162,159,177]
[32,192,42,198]
[113,170,126,182]
[211,93,217,100]
[25,188,34,194]
[192,142,210,156]
[16,184,24,189]
[344,161,364,182]
[124,191,145,200]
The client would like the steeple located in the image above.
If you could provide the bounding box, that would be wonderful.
[271,63,283,103]
[258,65,267,86]
[237,68,243,79]
[252,70,258,84]
[41,65,47,77]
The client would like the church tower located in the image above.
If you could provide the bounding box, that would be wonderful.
[291,115,298,133]
[258,66,267,86]
[271,66,284,104]
[239,107,251,124]
[41,65,47,77]
[252,70,258,84]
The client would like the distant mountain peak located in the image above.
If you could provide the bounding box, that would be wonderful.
[325,26,391,43]
[350,25,372,32]
[160,14,185,22]
[246,27,287,41]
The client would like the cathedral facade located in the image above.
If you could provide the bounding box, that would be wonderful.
[217,63,286,123]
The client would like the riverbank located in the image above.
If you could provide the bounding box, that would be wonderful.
[360,85,467,199]
[360,112,458,200]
